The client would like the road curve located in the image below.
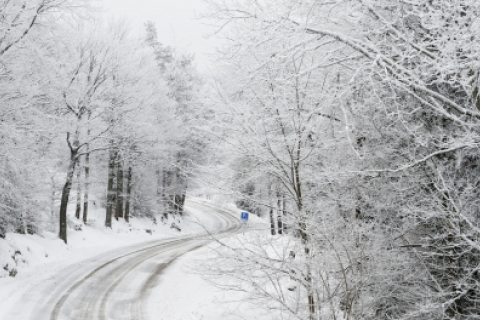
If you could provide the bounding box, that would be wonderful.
[4,200,240,320]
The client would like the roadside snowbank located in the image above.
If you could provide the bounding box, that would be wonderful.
[147,244,274,320]
[1,214,191,278]
[0,198,231,280]
[146,211,274,320]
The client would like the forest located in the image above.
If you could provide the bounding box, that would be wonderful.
[0,1,208,244]
[202,1,480,319]
[2,0,480,319]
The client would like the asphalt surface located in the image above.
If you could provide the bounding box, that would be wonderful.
[4,200,240,320]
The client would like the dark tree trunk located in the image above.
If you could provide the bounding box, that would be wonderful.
[124,166,132,223]
[268,185,276,236]
[59,152,77,244]
[162,170,168,219]
[282,193,287,233]
[162,169,167,199]
[174,168,181,215]
[116,157,124,219]
[173,193,179,215]
[82,127,90,224]
[179,171,187,216]
[277,190,283,235]
[308,287,315,319]
[174,193,186,216]
[75,156,82,219]
[82,150,90,224]
[179,193,186,215]
[156,168,162,213]
[269,206,276,235]
[355,188,362,220]
[105,147,116,228]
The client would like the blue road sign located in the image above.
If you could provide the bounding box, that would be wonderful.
[241,211,249,221]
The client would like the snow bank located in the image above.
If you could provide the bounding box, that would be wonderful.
[0,198,232,280]
[146,244,275,320]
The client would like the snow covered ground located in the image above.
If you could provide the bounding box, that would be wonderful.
[147,244,272,320]
[0,197,234,278]
[0,197,269,319]
[1,217,176,277]
[147,202,272,320]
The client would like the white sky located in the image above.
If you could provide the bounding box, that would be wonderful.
[99,0,218,72]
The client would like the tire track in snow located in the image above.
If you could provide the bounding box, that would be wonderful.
[50,238,187,320]
[46,200,240,320]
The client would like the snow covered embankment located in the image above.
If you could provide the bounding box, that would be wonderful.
[0,198,227,282]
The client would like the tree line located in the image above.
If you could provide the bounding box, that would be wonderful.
[0,1,205,244]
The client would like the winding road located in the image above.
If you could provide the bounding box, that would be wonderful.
[4,199,240,320]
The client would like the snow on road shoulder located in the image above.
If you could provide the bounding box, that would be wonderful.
[0,200,225,280]
[146,227,280,320]
[0,216,170,280]
[0,217,171,318]
[146,244,273,320]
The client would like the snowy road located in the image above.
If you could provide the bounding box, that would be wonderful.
[2,200,240,320]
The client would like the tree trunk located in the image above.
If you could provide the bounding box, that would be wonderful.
[162,170,168,219]
[282,193,287,233]
[179,193,186,215]
[174,167,181,215]
[173,193,179,215]
[269,205,276,236]
[124,166,132,223]
[75,156,82,219]
[156,168,162,214]
[82,126,90,225]
[178,173,187,216]
[179,163,188,216]
[277,190,283,235]
[59,152,77,244]
[82,150,90,224]
[293,163,315,318]
[305,247,315,318]
[116,156,124,220]
[300,210,315,320]
[268,185,276,236]
[105,146,116,228]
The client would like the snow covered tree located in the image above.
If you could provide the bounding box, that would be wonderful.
[0,0,89,238]
[144,22,208,219]
[205,0,480,318]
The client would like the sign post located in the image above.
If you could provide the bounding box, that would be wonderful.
[240,212,249,230]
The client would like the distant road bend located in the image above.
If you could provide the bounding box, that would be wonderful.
[5,199,240,320]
